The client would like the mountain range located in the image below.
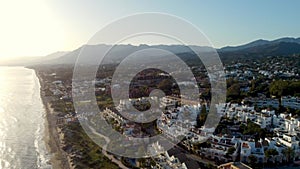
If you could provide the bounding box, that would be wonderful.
[1,37,300,66]
[219,37,300,52]
[218,37,300,62]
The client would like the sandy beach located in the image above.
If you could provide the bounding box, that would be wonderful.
[36,70,71,169]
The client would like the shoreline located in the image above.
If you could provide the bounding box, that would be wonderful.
[31,66,124,169]
[34,69,71,169]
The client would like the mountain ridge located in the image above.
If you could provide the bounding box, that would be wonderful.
[49,37,300,65]
[219,37,300,52]
[2,37,300,66]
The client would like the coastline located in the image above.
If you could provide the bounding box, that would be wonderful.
[34,69,71,169]
[30,66,123,169]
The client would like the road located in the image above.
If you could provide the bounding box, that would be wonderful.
[88,125,129,169]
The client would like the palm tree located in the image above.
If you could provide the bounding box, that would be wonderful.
[248,155,258,167]
[265,149,278,163]
[282,147,295,163]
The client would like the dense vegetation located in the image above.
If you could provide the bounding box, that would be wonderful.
[239,121,268,141]
[63,123,119,169]
[269,80,300,97]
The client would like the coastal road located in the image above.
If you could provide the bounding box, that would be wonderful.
[88,125,129,169]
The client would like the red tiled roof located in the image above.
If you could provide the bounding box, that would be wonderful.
[255,142,262,148]
[242,142,249,148]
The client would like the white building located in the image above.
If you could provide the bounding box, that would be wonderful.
[240,141,264,163]
[281,96,300,110]
[201,135,239,162]
[278,134,299,150]
[243,97,279,108]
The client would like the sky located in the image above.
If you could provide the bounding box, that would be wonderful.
[0,0,300,58]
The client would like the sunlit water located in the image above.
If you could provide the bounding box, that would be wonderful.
[0,67,52,169]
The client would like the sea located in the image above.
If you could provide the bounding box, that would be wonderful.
[0,67,52,169]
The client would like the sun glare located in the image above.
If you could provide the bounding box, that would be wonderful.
[0,0,66,58]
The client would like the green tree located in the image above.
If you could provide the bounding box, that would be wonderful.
[265,149,278,162]
[226,147,236,156]
[227,83,241,102]
[197,105,207,127]
[241,121,266,141]
[269,80,290,98]
[248,155,258,168]
[282,147,295,162]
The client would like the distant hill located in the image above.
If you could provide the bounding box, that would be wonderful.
[218,39,300,62]
[42,44,213,65]
[219,37,300,52]
[2,37,300,66]
[0,51,69,66]
[47,37,300,65]
[237,42,300,56]
[43,51,69,61]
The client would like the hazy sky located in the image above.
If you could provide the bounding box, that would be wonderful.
[0,0,300,58]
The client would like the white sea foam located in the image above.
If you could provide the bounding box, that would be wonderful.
[0,67,52,169]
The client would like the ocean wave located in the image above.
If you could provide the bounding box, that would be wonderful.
[0,67,52,169]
